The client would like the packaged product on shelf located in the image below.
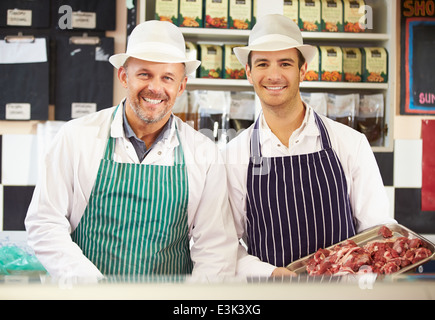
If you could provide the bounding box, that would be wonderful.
[327,93,358,128]
[229,0,251,29]
[342,47,362,82]
[283,0,299,25]
[198,43,223,78]
[179,0,203,27]
[321,0,343,32]
[224,44,246,79]
[356,93,385,146]
[301,92,328,116]
[205,0,228,28]
[155,0,179,24]
[299,0,321,32]
[195,90,231,145]
[320,46,343,82]
[185,42,198,78]
[343,0,366,32]
[229,91,255,137]
[361,47,388,83]
[304,46,320,81]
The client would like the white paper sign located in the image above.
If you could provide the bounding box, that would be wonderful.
[71,103,97,118]
[72,11,96,29]
[5,103,31,120]
[7,9,32,26]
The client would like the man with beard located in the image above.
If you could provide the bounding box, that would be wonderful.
[25,21,238,282]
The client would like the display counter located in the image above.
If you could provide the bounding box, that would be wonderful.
[1,273,435,300]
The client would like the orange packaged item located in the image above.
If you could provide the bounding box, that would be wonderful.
[224,44,246,79]
[199,43,223,78]
[283,0,299,25]
[155,0,179,25]
[342,47,362,82]
[179,0,203,27]
[343,0,366,33]
[205,0,228,28]
[299,0,321,32]
[304,46,320,81]
[362,47,388,83]
[321,0,343,32]
[229,0,251,29]
[320,46,343,82]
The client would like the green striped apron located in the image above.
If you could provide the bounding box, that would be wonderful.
[71,108,192,276]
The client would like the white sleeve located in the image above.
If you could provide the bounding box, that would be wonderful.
[348,134,397,232]
[25,126,103,282]
[187,137,239,278]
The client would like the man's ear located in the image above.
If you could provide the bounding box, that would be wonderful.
[118,67,128,88]
[299,62,308,83]
[246,64,253,85]
[177,76,188,97]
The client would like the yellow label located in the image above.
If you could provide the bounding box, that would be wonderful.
[224,44,246,79]
[321,0,343,32]
[155,0,178,24]
[205,0,228,28]
[343,0,365,32]
[299,0,321,31]
[199,44,223,78]
[283,0,299,24]
[362,47,388,82]
[229,0,252,29]
[320,46,343,81]
[342,47,362,82]
[305,47,320,81]
[179,0,203,27]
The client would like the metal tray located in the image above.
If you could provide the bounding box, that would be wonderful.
[286,224,435,276]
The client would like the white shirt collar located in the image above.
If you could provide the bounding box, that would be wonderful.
[259,103,320,146]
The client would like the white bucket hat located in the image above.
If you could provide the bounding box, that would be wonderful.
[233,14,317,67]
[109,20,201,75]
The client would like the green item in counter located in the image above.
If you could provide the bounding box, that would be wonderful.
[0,245,46,275]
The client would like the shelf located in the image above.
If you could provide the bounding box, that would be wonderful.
[180,27,390,43]
[186,78,388,90]
[301,82,389,90]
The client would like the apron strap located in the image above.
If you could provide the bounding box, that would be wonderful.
[313,112,332,150]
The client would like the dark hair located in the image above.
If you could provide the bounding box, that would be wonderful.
[247,49,306,70]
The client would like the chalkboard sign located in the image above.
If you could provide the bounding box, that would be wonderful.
[400,1,435,115]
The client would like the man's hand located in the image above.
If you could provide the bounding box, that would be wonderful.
[271,267,297,277]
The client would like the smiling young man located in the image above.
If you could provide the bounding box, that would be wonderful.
[25,21,238,282]
[224,14,396,278]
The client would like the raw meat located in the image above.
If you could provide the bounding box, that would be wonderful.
[305,226,432,276]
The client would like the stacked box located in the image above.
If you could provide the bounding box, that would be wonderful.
[299,0,321,32]
[320,46,343,82]
[179,0,203,27]
[205,0,228,28]
[342,47,362,82]
[228,0,251,29]
[362,47,388,83]
[155,0,179,25]
[199,43,223,78]
[321,0,343,32]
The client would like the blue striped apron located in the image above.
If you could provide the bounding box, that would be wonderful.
[72,107,192,276]
[246,112,356,267]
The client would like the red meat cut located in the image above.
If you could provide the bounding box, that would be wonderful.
[306,226,432,276]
